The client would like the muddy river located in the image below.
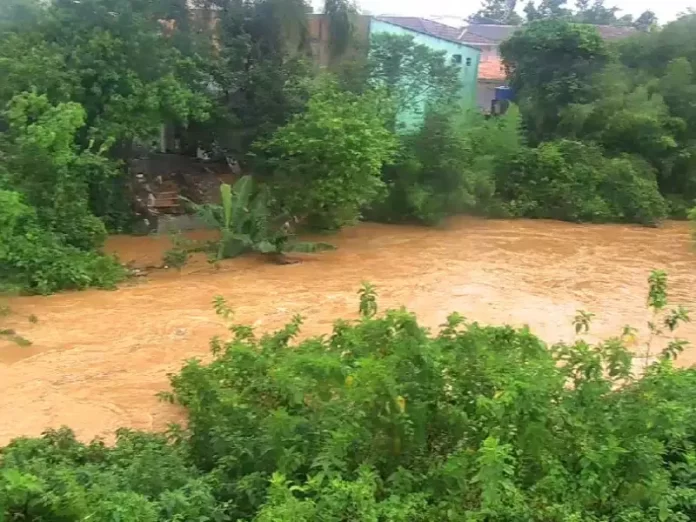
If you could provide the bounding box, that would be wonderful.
[1,218,695,445]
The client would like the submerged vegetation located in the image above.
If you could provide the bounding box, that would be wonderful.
[2,274,696,520]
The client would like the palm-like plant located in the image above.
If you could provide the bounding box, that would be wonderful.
[187,176,334,262]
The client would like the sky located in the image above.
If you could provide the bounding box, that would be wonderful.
[310,0,696,25]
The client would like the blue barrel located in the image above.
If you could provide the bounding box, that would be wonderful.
[494,86,514,101]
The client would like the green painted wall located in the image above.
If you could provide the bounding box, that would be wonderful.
[369,19,481,128]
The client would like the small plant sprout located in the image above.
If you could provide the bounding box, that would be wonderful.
[573,310,595,335]
[162,233,192,270]
[643,269,690,367]
[358,282,378,318]
[212,295,233,320]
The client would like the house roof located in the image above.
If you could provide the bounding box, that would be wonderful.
[375,16,480,50]
[461,23,636,45]
[454,30,496,45]
[461,24,518,44]
[373,18,636,84]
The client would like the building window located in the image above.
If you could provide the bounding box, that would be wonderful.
[466,57,472,66]
[452,54,462,64]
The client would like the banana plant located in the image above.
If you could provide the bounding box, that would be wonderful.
[186,176,334,262]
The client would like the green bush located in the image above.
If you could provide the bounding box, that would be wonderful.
[0,93,126,294]
[162,233,192,270]
[0,428,225,522]
[370,105,523,224]
[0,190,124,294]
[3,276,696,520]
[0,92,115,250]
[498,139,667,224]
[161,286,694,521]
[256,79,398,231]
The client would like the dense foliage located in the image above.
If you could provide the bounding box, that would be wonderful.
[3,0,696,294]
[370,106,523,224]
[521,0,655,28]
[500,16,696,223]
[0,92,124,293]
[0,0,211,292]
[498,139,667,224]
[257,81,398,230]
[3,275,696,520]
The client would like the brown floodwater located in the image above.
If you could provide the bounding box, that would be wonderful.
[1,218,695,445]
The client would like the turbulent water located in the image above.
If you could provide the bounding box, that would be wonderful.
[1,218,695,445]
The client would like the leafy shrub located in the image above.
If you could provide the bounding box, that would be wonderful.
[0,428,225,522]
[3,274,696,521]
[160,277,696,521]
[0,92,114,251]
[256,80,398,230]
[0,190,124,294]
[498,139,667,224]
[162,234,192,270]
[601,154,670,225]
[370,105,523,224]
[0,92,127,294]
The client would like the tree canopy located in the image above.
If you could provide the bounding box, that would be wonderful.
[469,0,523,25]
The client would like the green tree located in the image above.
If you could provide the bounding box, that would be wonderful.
[1,92,113,250]
[523,0,572,21]
[0,0,213,231]
[324,0,356,59]
[500,20,611,142]
[0,0,211,151]
[469,0,523,25]
[256,80,398,230]
[616,15,696,204]
[0,92,125,293]
[633,9,657,31]
[367,33,461,124]
[370,105,523,224]
[193,0,314,158]
[573,0,626,25]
